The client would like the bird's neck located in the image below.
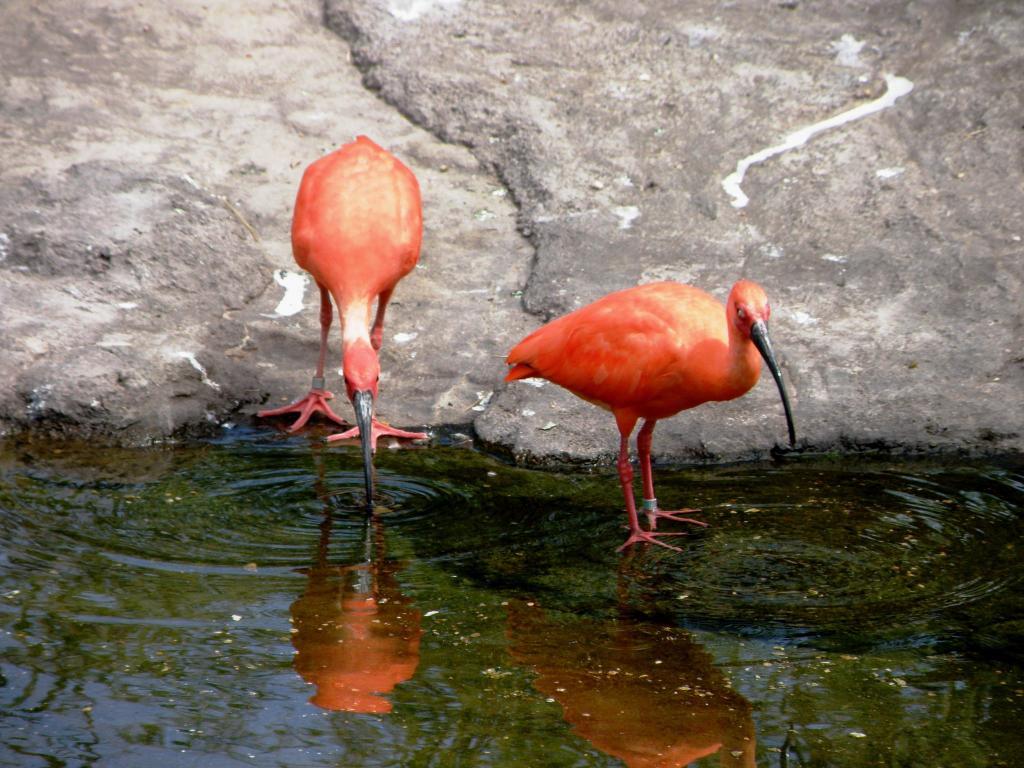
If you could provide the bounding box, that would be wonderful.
[340,300,372,348]
[723,323,763,399]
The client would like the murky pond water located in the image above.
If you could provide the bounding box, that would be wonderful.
[1,431,1022,767]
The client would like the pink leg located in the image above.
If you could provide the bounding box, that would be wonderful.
[258,284,349,431]
[369,288,393,351]
[615,428,687,552]
[636,419,706,532]
[326,419,428,452]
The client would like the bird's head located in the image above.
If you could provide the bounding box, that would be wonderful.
[342,341,381,402]
[728,279,796,448]
[728,279,771,337]
[343,340,380,509]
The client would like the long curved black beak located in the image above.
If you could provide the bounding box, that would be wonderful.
[352,389,375,511]
[750,320,796,447]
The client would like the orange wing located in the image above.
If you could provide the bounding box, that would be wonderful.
[291,136,422,302]
[507,282,730,416]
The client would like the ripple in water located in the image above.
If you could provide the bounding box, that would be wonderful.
[0,444,466,581]
[614,465,1024,646]
[2,443,1021,655]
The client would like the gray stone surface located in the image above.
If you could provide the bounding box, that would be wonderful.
[0,0,533,445]
[1,0,1021,464]
[331,0,1024,463]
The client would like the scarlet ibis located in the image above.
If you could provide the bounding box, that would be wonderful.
[505,279,796,551]
[259,136,427,504]
[507,600,756,767]
[291,447,421,713]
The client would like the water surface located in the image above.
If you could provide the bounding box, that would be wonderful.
[1,433,1022,766]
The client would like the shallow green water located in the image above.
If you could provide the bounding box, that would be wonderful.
[1,431,1022,767]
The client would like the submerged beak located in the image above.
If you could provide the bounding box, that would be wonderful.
[750,320,796,447]
[352,389,375,511]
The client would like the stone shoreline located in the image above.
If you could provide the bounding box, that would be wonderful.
[2,0,1021,463]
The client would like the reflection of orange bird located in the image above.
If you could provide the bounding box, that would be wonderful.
[506,280,795,551]
[260,136,427,504]
[291,510,421,713]
[506,600,756,768]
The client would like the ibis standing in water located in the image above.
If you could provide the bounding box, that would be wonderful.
[505,279,796,551]
[260,136,427,505]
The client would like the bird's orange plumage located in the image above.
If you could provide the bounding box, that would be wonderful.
[506,281,763,421]
[504,278,795,551]
[292,135,422,307]
[259,136,428,505]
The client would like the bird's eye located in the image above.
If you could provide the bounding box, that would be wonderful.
[737,307,747,321]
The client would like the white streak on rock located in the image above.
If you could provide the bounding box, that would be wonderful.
[831,34,866,68]
[613,205,641,230]
[388,0,460,22]
[790,310,819,326]
[876,166,905,179]
[177,352,221,391]
[266,269,307,317]
[393,331,418,344]
[722,74,914,208]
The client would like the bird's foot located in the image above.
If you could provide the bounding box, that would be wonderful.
[258,388,349,432]
[642,499,707,531]
[617,528,688,553]
[325,419,428,452]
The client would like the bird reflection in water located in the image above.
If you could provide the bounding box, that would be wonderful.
[506,598,755,767]
[290,448,422,713]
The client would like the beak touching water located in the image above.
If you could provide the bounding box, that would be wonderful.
[352,389,375,510]
[749,320,797,447]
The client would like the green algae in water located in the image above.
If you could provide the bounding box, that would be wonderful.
[1,434,1022,767]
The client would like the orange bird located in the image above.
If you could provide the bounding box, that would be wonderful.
[290,447,421,713]
[506,600,756,767]
[259,136,427,503]
[505,279,796,551]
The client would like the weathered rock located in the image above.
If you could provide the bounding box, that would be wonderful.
[329,0,1024,463]
[0,0,533,445]
[1,0,1021,465]
[0,158,267,440]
